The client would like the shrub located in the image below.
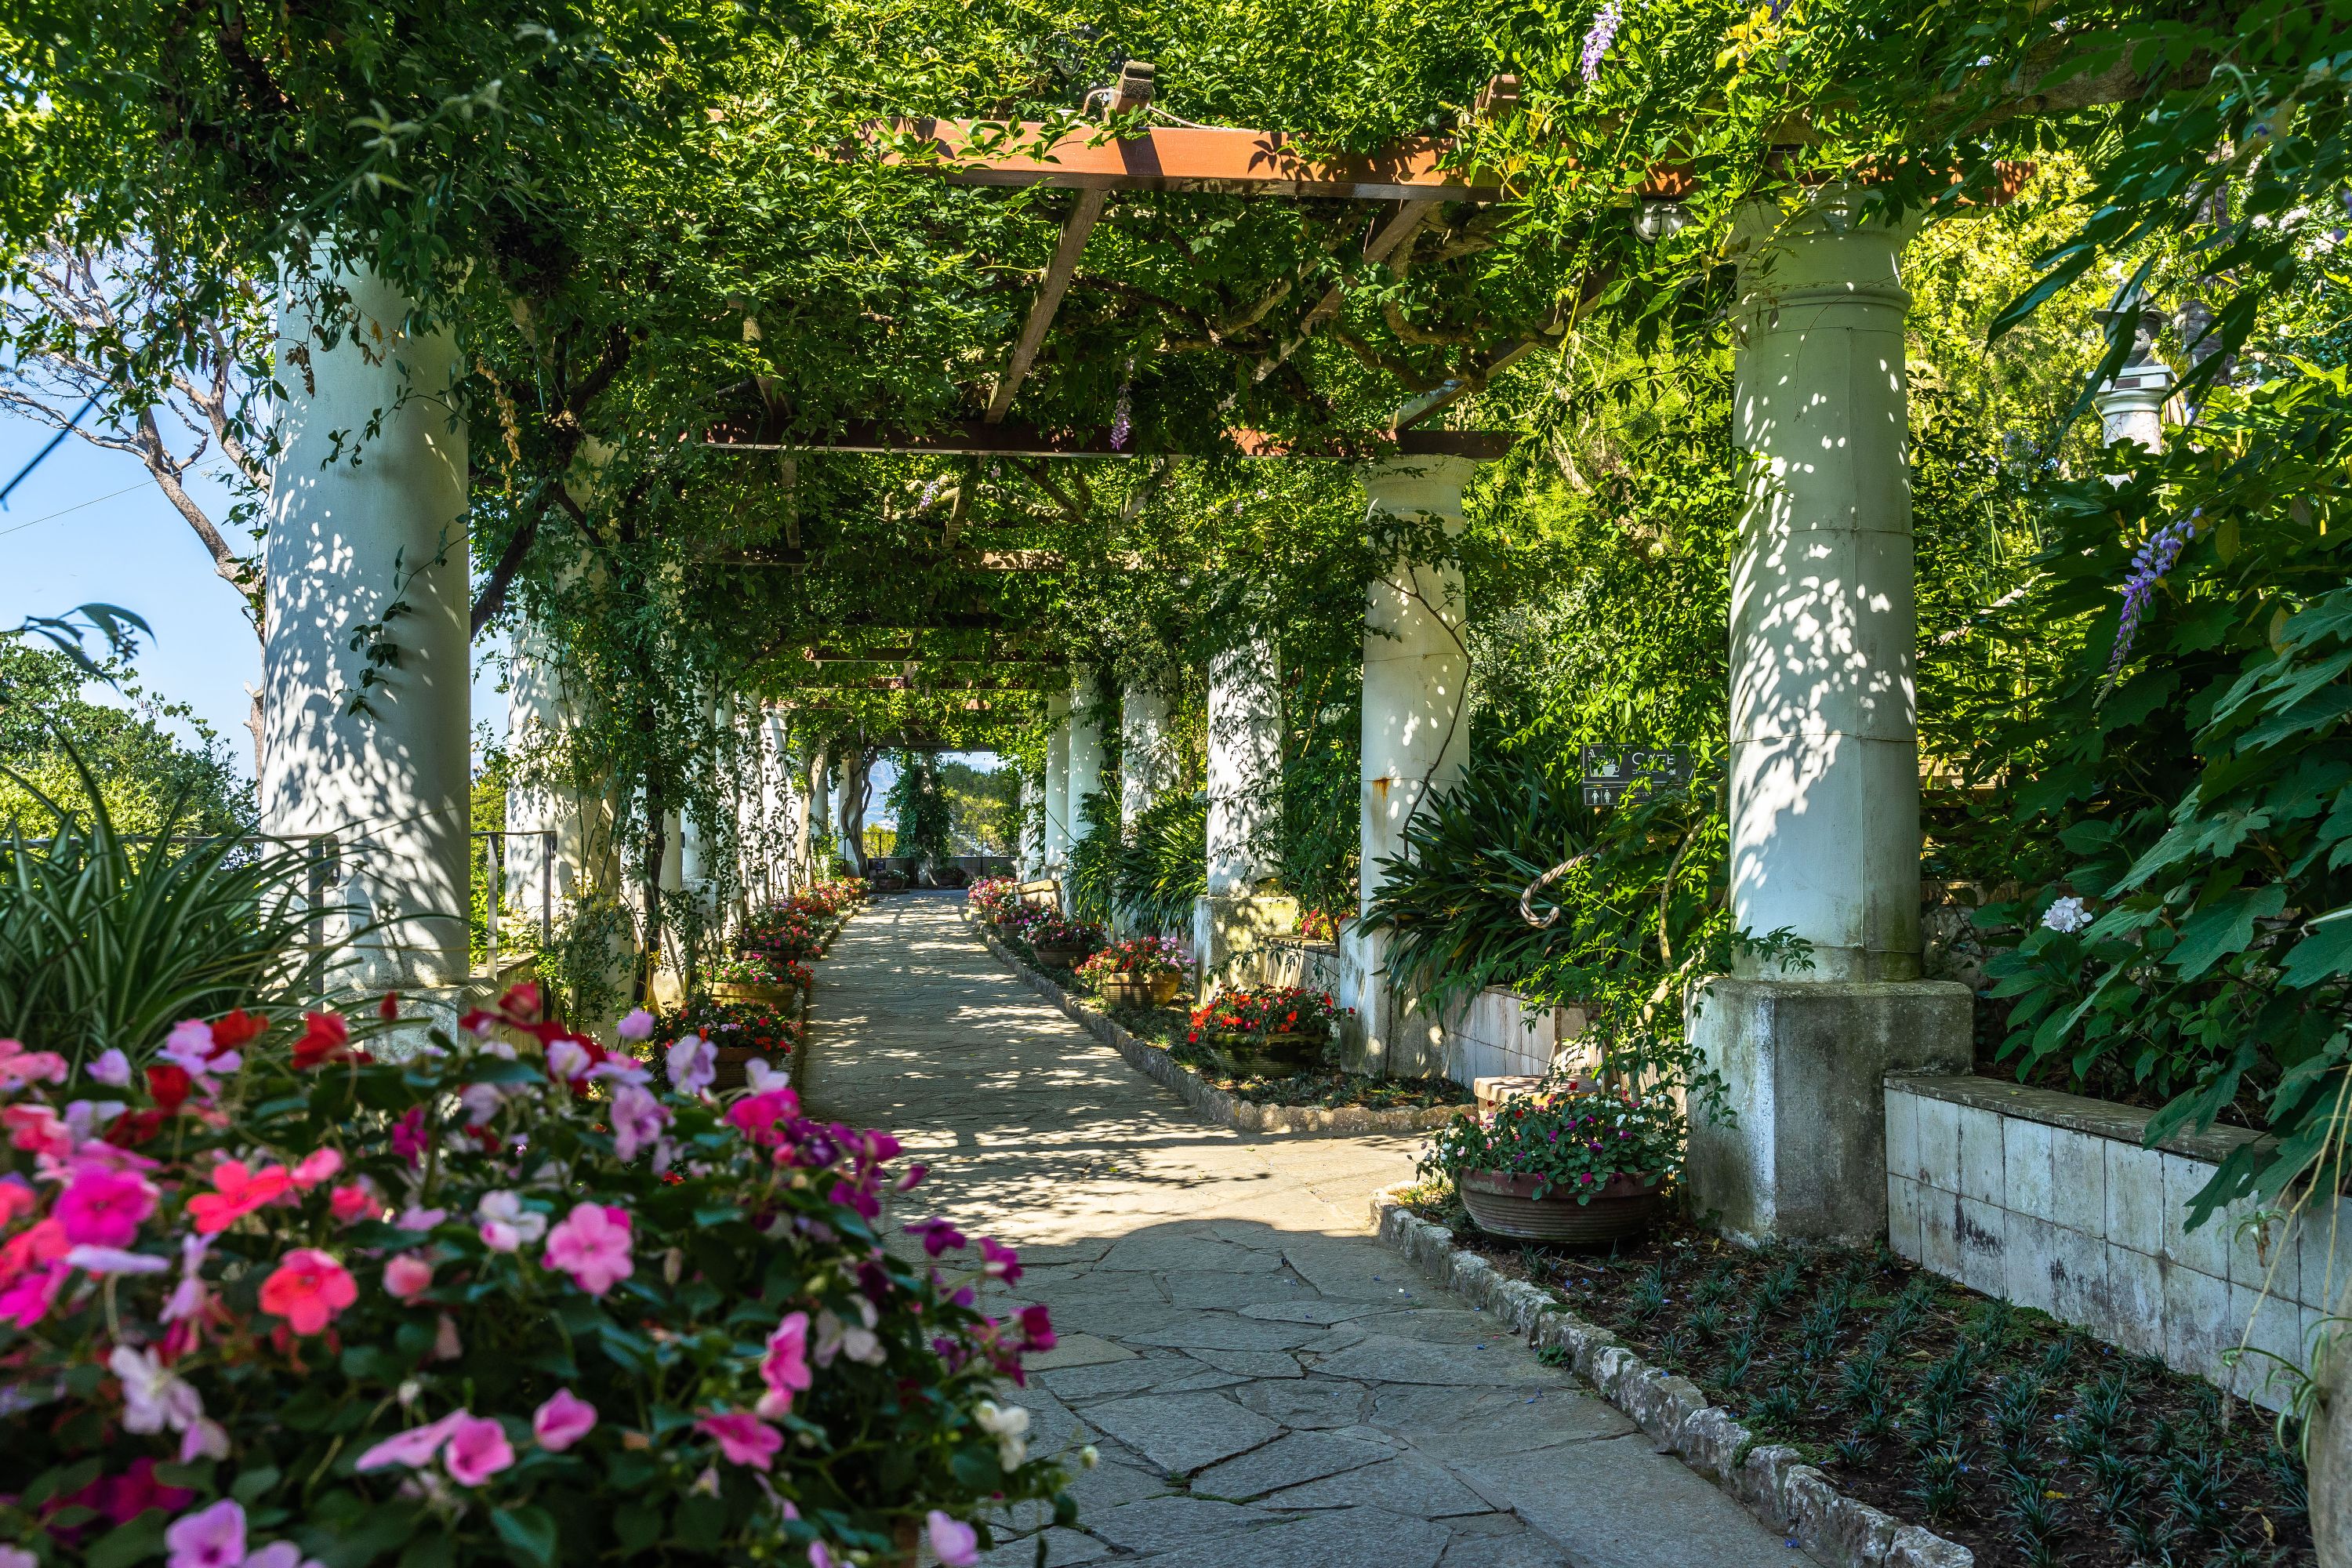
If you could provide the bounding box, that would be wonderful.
[644,996,800,1062]
[0,986,1072,1568]
[965,877,1019,925]
[1021,915,1102,956]
[1418,1081,1684,1202]
[705,949,810,993]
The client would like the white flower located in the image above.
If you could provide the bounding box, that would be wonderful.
[88,1049,132,1087]
[63,1100,125,1138]
[744,1058,789,1094]
[475,1190,547,1253]
[545,1040,592,1081]
[459,1082,505,1127]
[110,1345,203,1436]
[668,1034,717,1096]
[814,1306,884,1368]
[2042,895,2092,935]
[973,1399,1031,1470]
[162,1019,216,1069]
[587,1058,651,1088]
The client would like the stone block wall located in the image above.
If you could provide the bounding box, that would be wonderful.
[1886,1073,2337,1410]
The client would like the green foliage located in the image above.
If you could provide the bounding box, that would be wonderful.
[1063,792,1122,926]
[935,759,1017,855]
[1113,791,1209,935]
[1418,1082,1685,1202]
[536,898,635,1030]
[0,643,252,837]
[883,751,954,870]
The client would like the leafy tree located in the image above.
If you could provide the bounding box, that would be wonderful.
[0,641,252,837]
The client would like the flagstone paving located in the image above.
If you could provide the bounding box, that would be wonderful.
[804,891,1802,1568]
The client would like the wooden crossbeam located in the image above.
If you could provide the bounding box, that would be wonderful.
[801,646,1068,664]
[884,118,1501,202]
[708,417,1513,460]
[985,60,1157,423]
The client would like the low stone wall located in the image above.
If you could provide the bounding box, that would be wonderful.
[1886,1073,2328,1410]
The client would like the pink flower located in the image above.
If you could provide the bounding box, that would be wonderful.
[442,1414,516,1485]
[259,1248,357,1334]
[328,1181,377,1225]
[68,1245,169,1276]
[187,1161,292,1236]
[383,1254,434,1301]
[532,1389,597,1451]
[980,1237,1022,1284]
[0,1175,31,1222]
[616,1008,655,1040]
[3,1103,71,1156]
[545,1040,592,1082]
[390,1108,428,1165]
[163,1499,245,1568]
[756,1311,813,1418]
[666,1035,716,1095]
[608,1083,672,1162]
[926,1512,978,1568]
[356,1411,467,1472]
[0,1039,68,1091]
[1018,1302,1057,1352]
[0,1259,68,1327]
[542,1203,633,1296]
[56,1168,156,1247]
[696,1410,782,1470]
[242,1544,323,1568]
[290,1149,343,1189]
[88,1048,132,1087]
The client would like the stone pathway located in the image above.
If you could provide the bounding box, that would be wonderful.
[805,892,1799,1568]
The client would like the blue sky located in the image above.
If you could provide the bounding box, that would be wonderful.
[0,409,508,776]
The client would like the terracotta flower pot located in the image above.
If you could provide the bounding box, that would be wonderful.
[1033,944,1089,970]
[1100,971,1181,1009]
[712,979,799,1009]
[1206,1029,1324,1076]
[1459,1169,1664,1244]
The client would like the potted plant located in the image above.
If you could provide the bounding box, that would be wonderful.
[708,949,806,1008]
[1025,913,1103,971]
[1184,987,1347,1075]
[1419,1080,1681,1243]
[1076,937,1188,1009]
[648,996,800,1090]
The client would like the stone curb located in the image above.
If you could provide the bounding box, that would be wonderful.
[969,920,1460,1138]
[1367,1188,1976,1568]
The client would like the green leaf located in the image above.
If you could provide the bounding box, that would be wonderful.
[2281,907,2352,989]
[230,1466,283,1504]
[85,1510,170,1568]
[2171,885,2287,980]
[613,1503,662,1556]
[492,1508,559,1567]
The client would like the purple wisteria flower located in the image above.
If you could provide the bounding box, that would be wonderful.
[1581,0,1624,83]
[1109,357,1135,450]
[2107,512,2198,677]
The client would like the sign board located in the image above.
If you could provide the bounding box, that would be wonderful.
[1579,745,1692,809]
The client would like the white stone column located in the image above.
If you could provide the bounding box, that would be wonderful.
[804,747,831,883]
[2093,295,2174,455]
[1342,456,1476,1075]
[503,622,614,933]
[1065,668,1107,848]
[1042,694,1072,874]
[1119,684,1174,830]
[261,263,470,993]
[1686,190,1971,1244]
[1193,637,1295,994]
[1018,773,1044,877]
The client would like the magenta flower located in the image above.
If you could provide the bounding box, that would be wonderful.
[532,1389,597,1452]
[927,1512,979,1568]
[443,1414,516,1485]
[390,1108,428,1166]
[57,1168,156,1247]
[980,1238,1022,1284]
[757,1311,813,1417]
[908,1218,966,1258]
[1018,1302,1057,1352]
[697,1410,783,1470]
[543,1202,633,1296]
[163,1500,245,1568]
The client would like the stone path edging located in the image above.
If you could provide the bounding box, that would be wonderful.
[1368,1188,1976,1568]
[968,918,1461,1138]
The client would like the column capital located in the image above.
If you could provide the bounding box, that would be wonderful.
[1728,186,1921,321]
[1357,454,1481,522]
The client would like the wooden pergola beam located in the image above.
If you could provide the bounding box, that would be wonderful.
[708,417,1513,460]
[801,646,1068,664]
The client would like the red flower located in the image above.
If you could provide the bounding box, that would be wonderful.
[145,1064,192,1112]
[498,982,543,1025]
[378,991,401,1021]
[210,1009,268,1050]
[103,1110,165,1148]
[292,1012,351,1069]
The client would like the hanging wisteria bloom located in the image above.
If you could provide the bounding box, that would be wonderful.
[1109,358,1136,450]
[2107,512,2198,679]
[1581,0,1624,82]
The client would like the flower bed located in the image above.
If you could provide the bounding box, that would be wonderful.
[1182,986,1348,1048]
[1399,1189,2311,1568]
[644,996,803,1064]
[0,983,1072,1568]
[1073,936,1185,986]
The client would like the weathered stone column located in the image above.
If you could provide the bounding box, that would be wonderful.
[262,263,470,993]
[1065,667,1107,849]
[1341,456,1477,1074]
[1018,772,1044,878]
[1687,190,1971,1244]
[804,746,832,884]
[1119,682,1174,829]
[1192,637,1295,995]
[1042,693,1072,875]
[503,620,619,929]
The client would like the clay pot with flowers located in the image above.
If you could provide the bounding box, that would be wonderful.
[1419,1080,1681,1244]
[1024,914,1105,973]
[707,950,807,1010]
[1184,987,1348,1076]
[1076,937,1188,1009]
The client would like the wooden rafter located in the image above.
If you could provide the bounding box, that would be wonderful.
[707,416,1512,460]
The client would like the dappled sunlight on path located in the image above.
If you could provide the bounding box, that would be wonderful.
[805,891,1795,1568]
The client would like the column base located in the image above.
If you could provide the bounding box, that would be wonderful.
[1338,927,1441,1077]
[1686,976,1971,1245]
[1191,894,1298,997]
